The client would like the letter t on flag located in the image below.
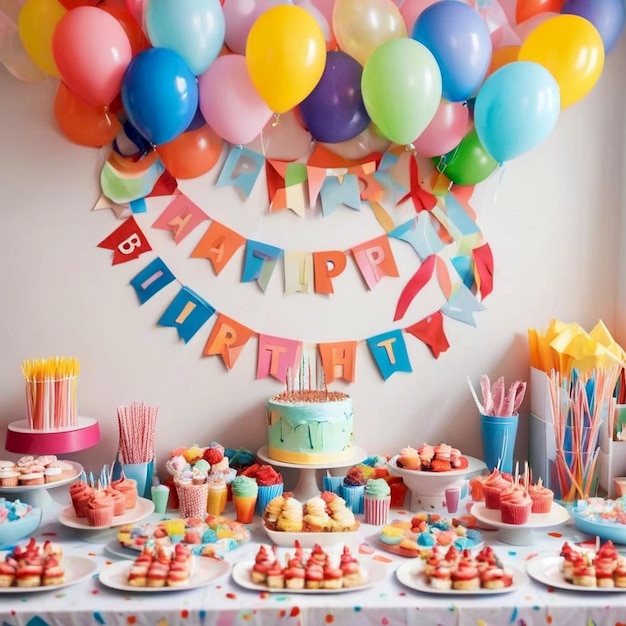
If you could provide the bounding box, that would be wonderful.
[366,330,412,381]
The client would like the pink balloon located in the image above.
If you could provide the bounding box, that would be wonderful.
[293,0,331,47]
[125,0,145,25]
[52,6,132,107]
[478,0,521,48]
[399,0,439,33]
[198,53,273,145]
[223,0,291,55]
[323,123,392,160]
[414,100,470,158]
[245,109,313,161]
[514,11,558,41]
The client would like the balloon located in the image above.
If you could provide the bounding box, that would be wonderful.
[125,0,145,24]
[361,38,441,146]
[157,124,223,179]
[52,6,132,107]
[54,81,122,146]
[514,11,558,41]
[246,5,326,114]
[474,61,560,162]
[562,0,625,53]
[17,0,66,76]
[299,51,370,144]
[145,0,224,76]
[100,4,150,56]
[333,0,406,67]
[223,0,291,55]
[0,10,47,82]
[487,45,520,76]
[412,2,492,102]
[518,14,605,108]
[516,0,564,24]
[322,123,392,160]
[414,100,470,158]
[399,0,438,33]
[434,128,498,186]
[294,0,333,49]
[121,47,199,145]
[198,54,272,145]
[57,0,98,7]
[244,109,313,161]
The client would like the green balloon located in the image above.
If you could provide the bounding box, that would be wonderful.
[361,38,442,146]
[433,128,498,186]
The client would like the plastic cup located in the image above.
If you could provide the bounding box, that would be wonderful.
[120,461,152,500]
[233,495,257,523]
[206,484,228,516]
[480,413,518,474]
[151,484,170,515]
[176,482,208,518]
[444,486,461,514]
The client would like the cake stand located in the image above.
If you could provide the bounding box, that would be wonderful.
[470,502,571,546]
[257,445,367,501]
[3,416,100,507]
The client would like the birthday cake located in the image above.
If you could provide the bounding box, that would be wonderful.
[266,390,354,465]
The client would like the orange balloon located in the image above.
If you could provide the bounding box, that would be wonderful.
[54,81,121,147]
[515,0,565,24]
[100,4,150,57]
[157,124,223,179]
[487,46,520,76]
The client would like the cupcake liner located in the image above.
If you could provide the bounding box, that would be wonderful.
[176,482,209,519]
[322,476,344,495]
[364,495,391,525]
[256,484,284,516]
[342,484,365,514]
[500,502,531,525]
[85,505,114,527]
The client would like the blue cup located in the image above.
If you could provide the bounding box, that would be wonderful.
[342,484,365,514]
[117,461,154,500]
[322,475,344,495]
[480,413,518,475]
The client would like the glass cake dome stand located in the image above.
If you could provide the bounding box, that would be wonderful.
[257,445,367,501]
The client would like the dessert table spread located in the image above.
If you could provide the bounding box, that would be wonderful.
[0,496,623,626]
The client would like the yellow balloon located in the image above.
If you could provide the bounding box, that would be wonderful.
[518,14,605,109]
[246,5,327,114]
[332,0,407,67]
[18,0,66,77]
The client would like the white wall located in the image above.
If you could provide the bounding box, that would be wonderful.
[1,36,624,486]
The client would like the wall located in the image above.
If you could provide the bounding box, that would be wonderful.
[0,36,624,486]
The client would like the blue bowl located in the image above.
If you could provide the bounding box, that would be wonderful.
[571,503,626,545]
[0,506,43,549]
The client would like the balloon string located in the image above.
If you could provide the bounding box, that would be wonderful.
[104,105,111,127]
[271,113,280,128]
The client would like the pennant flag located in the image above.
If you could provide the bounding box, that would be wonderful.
[394,254,436,321]
[374,151,407,201]
[436,256,452,300]
[312,250,347,294]
[306,164,329,207]
[396,152,437,212]
[369,200,397,234]
[444,190,480,236]
[216,145,264,197]
[320,174,361,216]
[451,254,475,291]
[389,213,444,259]
[441,283,486,326]
[256,334,303,382]
[473,243,494,299]
[203,313,256,370]
[152,193,208,244]
[92,194,131,219]
[366,329,412,381]
[130,257,176,304]
[351,235,399,290]
[147,169,178,197]
[191,220,246,275]
[242,240,283,291]
[318,341,357,383]
[129,197,147,213]
[157,286,215,343]
[97,216,152,265]
[348,162,384,203]
[405,311,450,358]
[284,251,314,294]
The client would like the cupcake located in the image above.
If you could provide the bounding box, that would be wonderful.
[363,478,391,525]
[69,482,93,517]
[105,486,127,516]
[528,478,554,514]
[499,483,532,525]
[0,469,19,487]
[84,491,115,527]
[303,496,334,531]
[20,471,44,486]
[483,469,512,510]
[111,475,138,509]
[43,464,63,484]
[397,446,421,470]
[276,494,304,532]
[253,465,284,517]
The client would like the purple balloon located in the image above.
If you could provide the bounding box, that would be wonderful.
[562,0,625,53]
[299,50,370,144]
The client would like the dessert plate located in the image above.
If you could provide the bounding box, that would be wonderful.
[526,556,626,592]
[0,461,83,492]
[58,497,155,530]
[98,557,231,592]
[263,524,359,550]
[0,555,96,593]
[374,535,484,558]
[231,559,387,594]
[104,539,138,560]
[470,502,570,529]
[396,559,527,595]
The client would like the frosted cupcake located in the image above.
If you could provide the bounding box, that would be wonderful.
[70,482,93,517]
[111,475,138,509]
[499,483,532,525]
[0,469,19,487]
[363,478,391,525]
[528,478,554,514]
[84,491,115,527]
[483,469,512,510]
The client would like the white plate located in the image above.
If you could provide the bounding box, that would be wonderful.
[58,497,155,530]
[98,556,231,592]
[471,502,570,530]
[263,524,359,551]
[231,559,387,594]
[0,555,96,593]
[0,461,83,492]
[396,559,527,595]
[526,556,626,592]
[104,539,138,560]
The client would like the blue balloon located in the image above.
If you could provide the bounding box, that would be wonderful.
[121,48,199,146]
[145,0,225,76]
[412,1,492,103]
[473,61,560,163]
[562,0,625,53]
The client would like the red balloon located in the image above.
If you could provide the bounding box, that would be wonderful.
[54,81,122,147]
[100,5,150,57]
[516,0,565,24]
[157,125,223,179]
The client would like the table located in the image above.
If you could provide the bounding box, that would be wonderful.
[0,497,624,626]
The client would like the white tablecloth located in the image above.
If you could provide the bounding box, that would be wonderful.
[0,495,623,626]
